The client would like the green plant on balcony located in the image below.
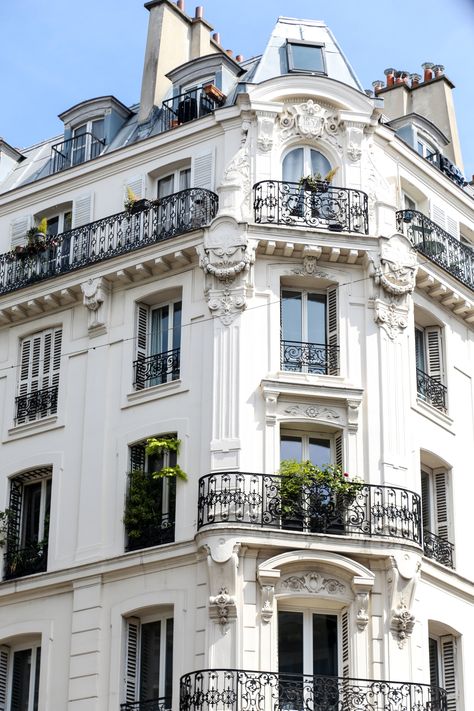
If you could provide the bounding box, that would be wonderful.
[0,508,13,548]
[298,166,339,193]
[124,187,149,215]
[10,217,54,258]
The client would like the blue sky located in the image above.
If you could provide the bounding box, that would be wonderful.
[1,0,474,176]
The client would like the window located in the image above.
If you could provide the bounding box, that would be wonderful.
[414,325,446,411]
[286,41,326,74]
[417,138,437,160]
[157,169,191,199]
[43,210,72,237]
[421,467,454,568]
[403,193,417,212]
[283,147,332,184]
[16,328,62,424]
[135,300,181,390]
[281,288,338,375]
[429,635,458,710]
[125,439,177,551]
[124,613,173,710]
[71,118,105,166]
[0,642,41,711]
[4,469,51,580]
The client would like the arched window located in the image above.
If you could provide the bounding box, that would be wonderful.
[283,147,332,183]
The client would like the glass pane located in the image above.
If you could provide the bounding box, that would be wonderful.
[64,211,72,232]
[140,621,161,700]
[289,43,324,73]
[172,302,182,350]
[429,638,440,688]
[158,175,175,198]
[280,435,302,462]
[73,124,87,136]
[22,482,42,545]
[281,291,302,342]
[307,293,326,345]
[46,216,59,236]
[44,479,52,541]
[415,328,426,372]
[282,148,303,183]
[91,119,105,141]
[278,611,303,674]
[179,169,191,191]
[312,614,338,676]
[11,649,31,711]
[151,305,169,355]
[165,618,174,700]
[308,438,331,467]
[310,150,331,178]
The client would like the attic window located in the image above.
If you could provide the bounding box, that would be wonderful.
[287,41,326,74]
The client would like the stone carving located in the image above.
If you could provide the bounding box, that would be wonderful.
[208,288,247,326]
[218,120,251,222]
[260,584,274,623]
[81,277,108,334]
[283,404,341,421]
[203,540,240,633]
[278,100,342,149]
[209,587,237,628]
[200,243,254,282]
[355,592,370,631]
[292,256,329,278]
[347,143,362,162]
[391,602,416,648]
[374,299,409,340]
[257,115,274,152]
[280,572,345,595]
[374,235,418,296]
[387,553,420,648]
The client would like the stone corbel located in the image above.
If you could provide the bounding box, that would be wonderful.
[203,539,240,633]
[387,553,421,648]
[262,386,280,425]
[351,575,374,632]
[373,298,409,341]
[257,569,280,623]
[347,400,361,433]
[81,277,110,335]
[257,113,275,152]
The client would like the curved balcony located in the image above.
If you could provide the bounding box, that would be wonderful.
[253,180,369,234]
[198,472,422,545]
[0,188,218,297]
[180,669,447,711]
[397,209,474,290]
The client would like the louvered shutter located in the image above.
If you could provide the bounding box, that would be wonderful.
[0,645,9,711]
[326,286,338,376]
[125,617,140,703]
[72,193,93,227]
[425,327,443,383]
[130,444,146,473]
[428,638,440,688]
[446,216,458,238]
[420,472,431,531]
[135,304,150,390]
[431,204,446,229]
[10,215,32,248]
[17,329,62,423]
[341,609,349,678]
[7,477,23,554]
[50,329,62,414]
[434,471,449,541]
[124,176,144,202]
[193,153,213,190]
[334,433,343,470]
[441,636,457,711]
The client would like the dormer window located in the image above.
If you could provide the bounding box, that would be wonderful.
[287,41,326,74]
[71,119,105,166]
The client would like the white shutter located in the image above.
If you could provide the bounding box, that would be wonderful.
[434,471,449,541]
[334,433,343,470]
[326,286,338,376]
[440,636,457,711]
[135,304,150,390]
[431,204,446,229]
[341,609,349,678]
[10,215,32,247]
[125,617,140,703]
[124,176,145,202]
[446,215,458,238]
[18,328,62,397]
[420,472,431,531]
[193,153,213,190]
[72,193,93,227]
[425,327,443,383]
[0,645,9,711]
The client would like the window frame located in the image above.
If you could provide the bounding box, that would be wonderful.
[16,327,62,425]
[135,298,182,390]
[1,641,42,711]
[286,39,327,75]
[282,147,332,184]
[280,428,343,470]
[71,118,105,165]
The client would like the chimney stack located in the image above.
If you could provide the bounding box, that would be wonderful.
[195,5,203,18]
[422,62,434,82]
[384,68,396,87]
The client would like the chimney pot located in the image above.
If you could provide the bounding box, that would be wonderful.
[195,5,203,18]
[395,71,403,85]
[372,80,384,93]
[177,0,184,10]
[212,32,221,44]
[422,62,434,82]
[384,67,396,87]
[365,89,374,97]
[410,73,421,88]
[432,64,445,78]
[236,54,244,63]
[226,49,233,57]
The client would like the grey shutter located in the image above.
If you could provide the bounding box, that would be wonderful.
[440,636,457,711]
[341,609,349,678]
[434,471,449,541]
[421,472,431,531]
[193,153,213,190]
[72,193,93,227]
[428,638,440,688]
[334,433,343,470]
[124,176,144,202]
[10,216,32,248]
[125,617,140,703]
[0,645,10,711]
[326,286,338,376]
[135,304,150,390]
[425,327,443,383]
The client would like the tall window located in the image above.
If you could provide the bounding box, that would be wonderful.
[421,467,454,568]
[124,613,173,710]
[4,468,51,581]
[135,301,181,390]
[415,325,446,411]
[16,328,62,424]
[283,148,332,184]
[429,635,458,711]
[281,288,338,374]
[0,642,41,711]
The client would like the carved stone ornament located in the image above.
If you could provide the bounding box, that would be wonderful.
[374,298,409,341]
[387,553,420,648]
[278,100,342,148]
[81,277,108,334]
[292,255,329,278]
[257,114,275,152]
[283,404,341,422]
[374,235,418,296]
[347,143,362,162]
[391,601,416,648]
[355,592,370,631]
[261,584,275,623]
[279,572,346,596]
[207,288,247,326]
[203,540,240,633]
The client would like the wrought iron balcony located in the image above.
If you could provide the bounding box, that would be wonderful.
[426,151,467,188]
[253,181,369,234]
[180,669,447,711]
[281,339,339,375]
[416,368,447,412]
[4,542,48,581]
[134,348,180,389]
[0,189,218,297]
[15,384,58,424]
[51,132,105,173]
[120,698,170,711]
[198,472,422,544]
[161,87,219,132]
[397,209,474,290]
[423,529,454,568]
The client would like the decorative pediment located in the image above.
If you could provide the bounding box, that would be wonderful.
[278,100,343,149]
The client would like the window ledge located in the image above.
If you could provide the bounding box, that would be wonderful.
[123,379,188,408]
[6,415,64,441]
[412,398,454,431]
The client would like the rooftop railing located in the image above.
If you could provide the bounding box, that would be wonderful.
[0,188,218,297]
[254,180,369,234]
[160,87,218,132]
[397,209,474,290]
[51,132,105,173]
[426,151,467,188]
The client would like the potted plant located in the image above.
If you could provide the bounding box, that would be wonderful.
[124,187,149,215]
[299,167,339,193]
[0,508,12,549]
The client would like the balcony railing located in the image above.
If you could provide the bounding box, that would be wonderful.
[416,368,447,412]
[254,181,369,234]
[161,88,217,132]
[180,669,447,711]
[120,698,170,711]
[15,384,58,424]
[397,209,474,290]
[125,514,175,552]
[0,189,218,297]
[134,348,180,390]
[197,472,422,544]
[281,339,339,375]
[51,132,105,173]
[423,529,454,568]
[426,151,467,188]
[4,542,48,581]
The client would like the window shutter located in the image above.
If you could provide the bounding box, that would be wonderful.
[50,329,62,415]
[72,193,93,227]
[420,472,431,531]
[334,433,343,470]
[7,477,23,552]
[0,645,10,711]
[446,215,458,238]
[341,609,349,678]
[425,327,443,382]
[326,286,338,376]
[434,471,449,541]
[135,304,150,391]
[10,215,32,248]
[440,636,457,711]
[124,176,144,203]
[431,204,446,229]
[130,444,146,473]
[193,153,213,190]
[428,638,440,688]
[125,617,140,703]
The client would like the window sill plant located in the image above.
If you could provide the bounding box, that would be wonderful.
[298,167,339,193]
[124,187,149,215]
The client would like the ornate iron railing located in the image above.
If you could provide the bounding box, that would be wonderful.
[426,151,466,188]
[423,529,454,568]
[281,339,339,375]
[161,87,217,132]
[416,368,447,412]
[4,542,48,580]
[253,181,369,234]
[134,348,180,389]
[197,473,422,544]
[179,669,447,711]
[51,132,105,173]
[15,384,58,424]
[125,513,175,552]
[120,698,171,711]
[397,209,474,290]
[0,189,218,297]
